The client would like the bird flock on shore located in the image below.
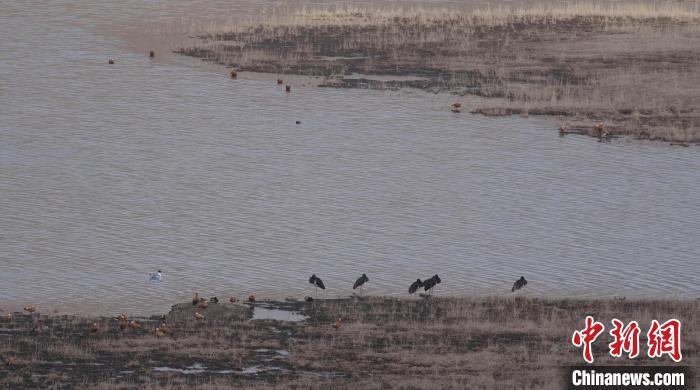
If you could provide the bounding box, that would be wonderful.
[173,273,527,328]
[0,273,529,350]
[304,273,526,299]
[3,272,528,321]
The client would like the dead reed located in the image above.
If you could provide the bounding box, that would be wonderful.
[0,296,696,389]
[176,3,700,142]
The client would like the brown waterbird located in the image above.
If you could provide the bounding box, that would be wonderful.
[23,305,37,313]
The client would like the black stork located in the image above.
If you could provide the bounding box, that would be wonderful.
[511,276,527,292]
[422,274,442,296]
[353,273,369,296]
[309,274,325,298]
[408,279,423,294]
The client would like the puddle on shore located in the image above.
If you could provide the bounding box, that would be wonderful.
[254,348,290,356]
[152,364,243,375]
[240,366,261,374]
[251,306,307,322]
[256,348,292,362]
[240,365,283,375]
[153,363,206,374]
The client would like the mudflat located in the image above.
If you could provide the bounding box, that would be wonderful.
[178,4,700,142]
[1,296,696,389]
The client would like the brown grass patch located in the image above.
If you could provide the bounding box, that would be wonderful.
[176,3,700,142]
[0,296,696,388]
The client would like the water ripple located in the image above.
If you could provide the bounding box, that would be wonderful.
[1,1,699,316]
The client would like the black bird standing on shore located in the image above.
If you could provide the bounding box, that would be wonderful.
[353,274,369,296]
[309,274,325,298]
[511,276,527,292]
[408,279,424,294]
[422,275,442,295]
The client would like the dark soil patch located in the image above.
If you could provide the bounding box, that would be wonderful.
[176,11,700,142]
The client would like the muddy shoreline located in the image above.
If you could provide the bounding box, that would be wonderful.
[1,296,697,389]
[176,8,700,143]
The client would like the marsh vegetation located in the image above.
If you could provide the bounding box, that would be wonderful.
[177,3,700,142]
[1,297,697,389]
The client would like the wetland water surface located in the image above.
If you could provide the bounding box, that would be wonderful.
[1,1,699,316]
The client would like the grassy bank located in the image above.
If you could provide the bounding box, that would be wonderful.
[1,296,697,389]
[176,3,700,142]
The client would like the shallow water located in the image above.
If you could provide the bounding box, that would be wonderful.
[1,1,699,316]
[251,307,308,322]
[154,364,207,375]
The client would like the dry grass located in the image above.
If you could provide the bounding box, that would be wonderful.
[176,2,700,142]
[173,3,700,31]
[0,296,697,389]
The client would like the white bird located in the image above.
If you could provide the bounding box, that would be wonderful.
[149,270,162,282]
